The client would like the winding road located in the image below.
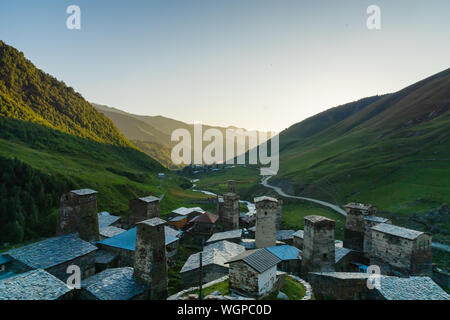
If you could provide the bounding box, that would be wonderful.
[261,176,450,253]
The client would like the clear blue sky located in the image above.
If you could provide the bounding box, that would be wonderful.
[1,0,449,131]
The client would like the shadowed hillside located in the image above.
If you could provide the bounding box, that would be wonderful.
[269,69,450,242]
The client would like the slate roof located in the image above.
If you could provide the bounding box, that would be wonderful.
[335,247,352,263]
[377,276,450,300]
[254,196,278,203]
[6,234,98,269]
[292,230,304,239]
[227,249,281,273]
[195,212,219,224]
[371,223,424,240]
[344,202,374,210]
[138,196,160,203]
[169,215,187,222]
[82,267,148,300]
[206,229,242,243]
[70,189,97,196]
[98,227,179,251]
[266,245,301,261]
[0,269,72,300]
[310,272,371,280]
[172,207,205,216]
[364,216,389,223]
[99,226,126,238]
[98,212,120,229]
[180,241,245,273]
[165,226,181,238]
[276,230,295,241]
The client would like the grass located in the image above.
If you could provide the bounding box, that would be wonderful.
[281,202,346,240]
[195,279,230,297]
[264,276,306,300]
[192,166,261,200]
[184,276,307,300]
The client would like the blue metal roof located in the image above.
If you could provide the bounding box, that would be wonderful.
[0,255,12,265]
[98,227,178,251]
[266,245,302,261]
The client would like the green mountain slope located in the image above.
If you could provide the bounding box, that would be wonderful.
[272,69,450,242]
[0,41,208,245]
[93,103,275,168]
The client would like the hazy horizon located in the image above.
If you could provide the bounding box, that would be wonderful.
[1,0,449,131]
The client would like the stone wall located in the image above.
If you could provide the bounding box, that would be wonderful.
[293,235,303,250]
[181,264,229,289]
[302,216,335,274]
[129,199,160,226]
[363,219,391,260]
[229,261,259,297]
[307,273,372,300]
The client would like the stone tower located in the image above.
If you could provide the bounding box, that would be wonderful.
[343,203,377,251]
[134,217,168,300]
[363,216,391,260]
[227,180,236,193]
[275,199,283,229]
[221,180,239,230]
[129,196,160,226]
[302,215,336,274]
[254,196,279,248]
[56,189,99,242]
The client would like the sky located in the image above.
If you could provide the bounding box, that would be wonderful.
[1,0,449,132]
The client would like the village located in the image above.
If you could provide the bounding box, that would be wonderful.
[0,180,448,300]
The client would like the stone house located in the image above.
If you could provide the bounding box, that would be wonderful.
[192,212,219,233]
[4,234,98,283]
[180,240,245,288]
[167,206,205,222]
[227,249,281,298]
[363,216,391,260]
[370,223,432,277]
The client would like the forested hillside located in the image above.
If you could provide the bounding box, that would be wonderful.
[0,41,132,147]
[0,41,206,246]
